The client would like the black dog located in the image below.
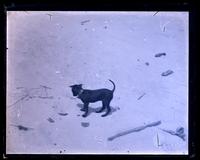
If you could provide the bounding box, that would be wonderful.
[69,79,115,117]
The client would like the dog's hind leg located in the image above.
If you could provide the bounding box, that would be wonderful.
[101,106,111,117]
[96,101,106,113]
[101,100,111,117]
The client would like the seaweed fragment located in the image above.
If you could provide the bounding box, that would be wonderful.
[10,124,33,131]
[58,113,68,116]
[161,70,174,76]
[155,53,166,57]
[47,118,55,123]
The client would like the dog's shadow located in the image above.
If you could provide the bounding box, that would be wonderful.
[76,103,118,117]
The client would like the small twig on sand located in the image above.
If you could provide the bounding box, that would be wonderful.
[157,133,163,147]
[40,85,52,89]
[159,127,186,141]
[10,124,34,131]
[38,96,54,99]
[16,87,25,89]
[40,85,52,97]
[137,93,146,100]
[46,14,53,20]
[163,26,166,32]
[8,85,53,109]
[58,113,68,116]
[153,11,159,16]
[81,20,90,25]
[7,94,29,108]
[108,121,161,141]
[157,133,159,146]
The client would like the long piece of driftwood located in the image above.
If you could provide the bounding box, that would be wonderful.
[108,121,161,141]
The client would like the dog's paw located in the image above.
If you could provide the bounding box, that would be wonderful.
[82,114,87,117]
[80,108,86,111]
[101,114,107,117]
[101,112,110,117]
[95,110,103,113]
[96,107,105,113]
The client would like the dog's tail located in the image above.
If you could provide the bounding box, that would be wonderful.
[109,79,115,92]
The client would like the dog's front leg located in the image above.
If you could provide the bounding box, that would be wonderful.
[80,106,86,111]
[82,102,89,117]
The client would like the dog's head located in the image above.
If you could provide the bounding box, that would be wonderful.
[69,84,83,96]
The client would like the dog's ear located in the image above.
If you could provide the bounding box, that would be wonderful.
[69,85,74,88]
[79,84,83,87]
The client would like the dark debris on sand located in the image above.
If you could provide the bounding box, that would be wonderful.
[81,20,90,25]
[81,122,90,127]
[10,124,33,131]
[47,117,55,123]
[160,127,186,141]
[155,53,166,57]
[161,70,174,76]
[58,113,68,116]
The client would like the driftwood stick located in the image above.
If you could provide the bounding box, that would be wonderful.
[108,121,161,141]
[137,93,146,100]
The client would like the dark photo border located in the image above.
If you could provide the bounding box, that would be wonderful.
[1,0,198,160]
